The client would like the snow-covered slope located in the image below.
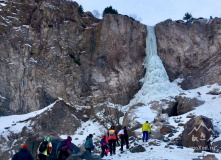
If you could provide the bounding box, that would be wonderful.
[0,101,57,141]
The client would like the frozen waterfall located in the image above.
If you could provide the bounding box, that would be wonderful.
[129,26,182,105]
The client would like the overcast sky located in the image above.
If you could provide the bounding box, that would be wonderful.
[74,0,221,26]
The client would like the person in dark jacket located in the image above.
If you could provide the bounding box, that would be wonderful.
[108,126,118,156]
[58,136,74,160]
[12,145,33,160]
[118,126,129,152]
[123,126,129,149]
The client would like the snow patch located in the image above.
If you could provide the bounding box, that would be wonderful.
[43,3,61,11]
[60,120,105,147]
[7,16,18,20]
[0,95,6,99]
[0,22,7,26]
[22,25,29,28]
[0,3,6,6]
[13,26,21,31]
[25,44,32,48]
[29,58,37,63]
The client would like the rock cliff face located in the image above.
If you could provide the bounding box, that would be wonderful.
[0,0,146,115]
[155,18,221,89]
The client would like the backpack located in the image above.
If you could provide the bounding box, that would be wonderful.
[85,137,92,149]
[39,141,48,153]
[118,129,124,137]
[100,139,107,146]
[85,138,90,149]
[109,130,115,136]
[56,140,66,155]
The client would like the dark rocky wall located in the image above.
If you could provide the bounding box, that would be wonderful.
[155,18,221,89]
[0,0,146,115]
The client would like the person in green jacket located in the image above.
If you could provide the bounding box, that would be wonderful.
[142,121,151,142]
[85,134,93,153]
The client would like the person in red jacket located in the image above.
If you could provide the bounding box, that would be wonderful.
[108,126,118,156]
[58,136,73,160]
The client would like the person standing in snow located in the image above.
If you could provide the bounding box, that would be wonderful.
[108,126,118,156]
[85,134,93,153]
[37,136,52,160]
[118,126,129,152]
[58,136,74,160]
[104,132,110,155]
[142,121,151,142]
[100,135,108,158]
[12,145,33,160]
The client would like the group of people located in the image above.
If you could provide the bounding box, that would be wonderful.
[99,125,130,157]
[98,122,151,157]
[12,121,152,160]
[12,135,74,160]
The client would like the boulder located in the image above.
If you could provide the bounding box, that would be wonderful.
[203,154,218,160]
[130,145,146,153]
[160,125,176,135]
[181,116,215,151]
[211,140,221,153]
[206,88,221,95]
[186,113,196,119]
[67,151,101,160]
[176,96,205,115]
[150,131,164,140]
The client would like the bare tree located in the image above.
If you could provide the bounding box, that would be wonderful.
[92,10,100,19]
[129,13,142,22]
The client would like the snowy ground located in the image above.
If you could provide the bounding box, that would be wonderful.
[98,139,221,160]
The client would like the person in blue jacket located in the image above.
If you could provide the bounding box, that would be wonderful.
[12,145,33,160]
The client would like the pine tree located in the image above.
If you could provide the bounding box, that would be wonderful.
[78,5,83,14]
[183,12,193,21]
[102,6,118,17]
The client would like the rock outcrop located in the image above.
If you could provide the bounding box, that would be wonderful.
[0,0,146,116]
[181,116,215,151]
[155,18,221,89]
[130,145,146,153]
[0,100,82,159]
[67,150,101,160]
[176,96,205,115]
[203,154,218,160]
[211,140,221,153]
